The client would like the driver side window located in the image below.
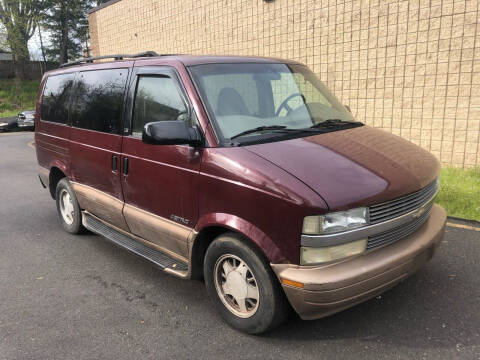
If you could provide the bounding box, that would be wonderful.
[132,76,187,133]
[271,73,331,116]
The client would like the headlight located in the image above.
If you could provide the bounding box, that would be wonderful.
[300,239,367,265]
[0,122,7,126]
[302,207,368,235]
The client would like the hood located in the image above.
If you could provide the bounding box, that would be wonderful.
[245,126,439,211]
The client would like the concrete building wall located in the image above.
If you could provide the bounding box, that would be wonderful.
[88,0,480,167]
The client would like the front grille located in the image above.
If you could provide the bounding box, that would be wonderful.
[367,202,433,250]
[369,179,438,225]
[17,114,25,126]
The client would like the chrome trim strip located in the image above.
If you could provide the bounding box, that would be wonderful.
[301,190,438,247]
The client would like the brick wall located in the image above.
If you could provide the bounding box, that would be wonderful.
[89,0,480,167]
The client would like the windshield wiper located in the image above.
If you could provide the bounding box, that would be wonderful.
[310,119,363,129]
[230,122,342,142]
[230,125,291,139]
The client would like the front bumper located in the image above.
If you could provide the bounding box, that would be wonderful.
[18,118,34,127]
[18,122,34,127]
[271,204,446,320]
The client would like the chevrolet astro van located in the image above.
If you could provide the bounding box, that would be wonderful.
[35,52,446,334]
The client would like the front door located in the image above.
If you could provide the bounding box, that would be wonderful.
[121,66,201,259]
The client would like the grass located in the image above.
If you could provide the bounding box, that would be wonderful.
[436,167,480,222]
[0,79,41,118]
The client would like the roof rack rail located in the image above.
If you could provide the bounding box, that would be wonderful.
[59,51,162,68]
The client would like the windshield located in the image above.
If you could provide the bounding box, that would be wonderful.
[189,63,357,144]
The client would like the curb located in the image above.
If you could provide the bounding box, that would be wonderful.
[447,216,480,227]
[446,222,480,232]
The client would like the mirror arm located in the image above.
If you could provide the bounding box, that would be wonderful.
[188,126,203,148]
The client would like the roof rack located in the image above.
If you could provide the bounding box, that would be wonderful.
[59,51,162,68]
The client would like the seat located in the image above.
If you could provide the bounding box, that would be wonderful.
[216,87,251,116]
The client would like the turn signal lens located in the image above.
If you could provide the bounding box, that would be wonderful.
[281,278,304,288]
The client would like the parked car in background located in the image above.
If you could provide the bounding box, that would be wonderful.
[17,110,35,130]
[0,117,18,132]
[35,53,446,334]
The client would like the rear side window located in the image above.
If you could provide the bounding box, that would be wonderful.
[41,73,75,124]
[132,76,188,133]
[71,69,128,134]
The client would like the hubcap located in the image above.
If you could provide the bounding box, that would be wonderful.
[59,189,74,225]
[214,254,260,318]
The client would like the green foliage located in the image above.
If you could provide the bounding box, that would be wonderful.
[0,0,44,78]
[436,167,480,222]
[41,0,107,64]
[0,78,40,116]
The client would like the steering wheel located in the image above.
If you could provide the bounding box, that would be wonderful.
[275,93,306,116]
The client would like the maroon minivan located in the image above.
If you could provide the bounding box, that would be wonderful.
[35,52,446,334]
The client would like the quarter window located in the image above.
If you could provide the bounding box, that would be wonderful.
[132,76,188,134]
[41,73,75,124]
[71,69,128,134]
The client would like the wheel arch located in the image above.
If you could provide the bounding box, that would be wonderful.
[190,213,287,280]
[48,166,67,199]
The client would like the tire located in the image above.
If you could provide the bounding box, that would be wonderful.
[204,233,290,334]
[55,178,85,234]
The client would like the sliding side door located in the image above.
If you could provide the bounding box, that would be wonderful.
[69,66,131,231]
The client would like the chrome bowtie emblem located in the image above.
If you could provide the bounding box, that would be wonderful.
[412,205,427,218]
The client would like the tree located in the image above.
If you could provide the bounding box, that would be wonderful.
[41,0,107,64]
[0,0,44,79]
[0,24,9,51]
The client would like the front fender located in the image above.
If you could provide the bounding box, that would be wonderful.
[195,213,288,264]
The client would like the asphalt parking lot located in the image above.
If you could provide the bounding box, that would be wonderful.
[0,132,479,360]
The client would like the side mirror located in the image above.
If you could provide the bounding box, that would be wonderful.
[142,121,202,147]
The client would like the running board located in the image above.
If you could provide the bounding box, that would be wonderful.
[82,212,188,275]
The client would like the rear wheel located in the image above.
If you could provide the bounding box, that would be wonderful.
[55,178,84,234]
[204,233,290,334]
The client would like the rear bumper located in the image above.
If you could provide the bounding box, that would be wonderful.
[271,204,446,320]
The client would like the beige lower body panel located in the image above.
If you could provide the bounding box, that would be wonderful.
[123,204,191,259]
[272,204,447,320]
[67,182,193,270]
[71,182,130,232]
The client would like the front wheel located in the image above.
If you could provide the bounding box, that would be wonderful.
[204,233,290,334]
[55,178,84,234]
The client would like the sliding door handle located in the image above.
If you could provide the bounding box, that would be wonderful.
[112,155,118,171]
[123,157,129,175]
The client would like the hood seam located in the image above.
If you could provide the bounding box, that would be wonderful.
[243,147,331,211]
